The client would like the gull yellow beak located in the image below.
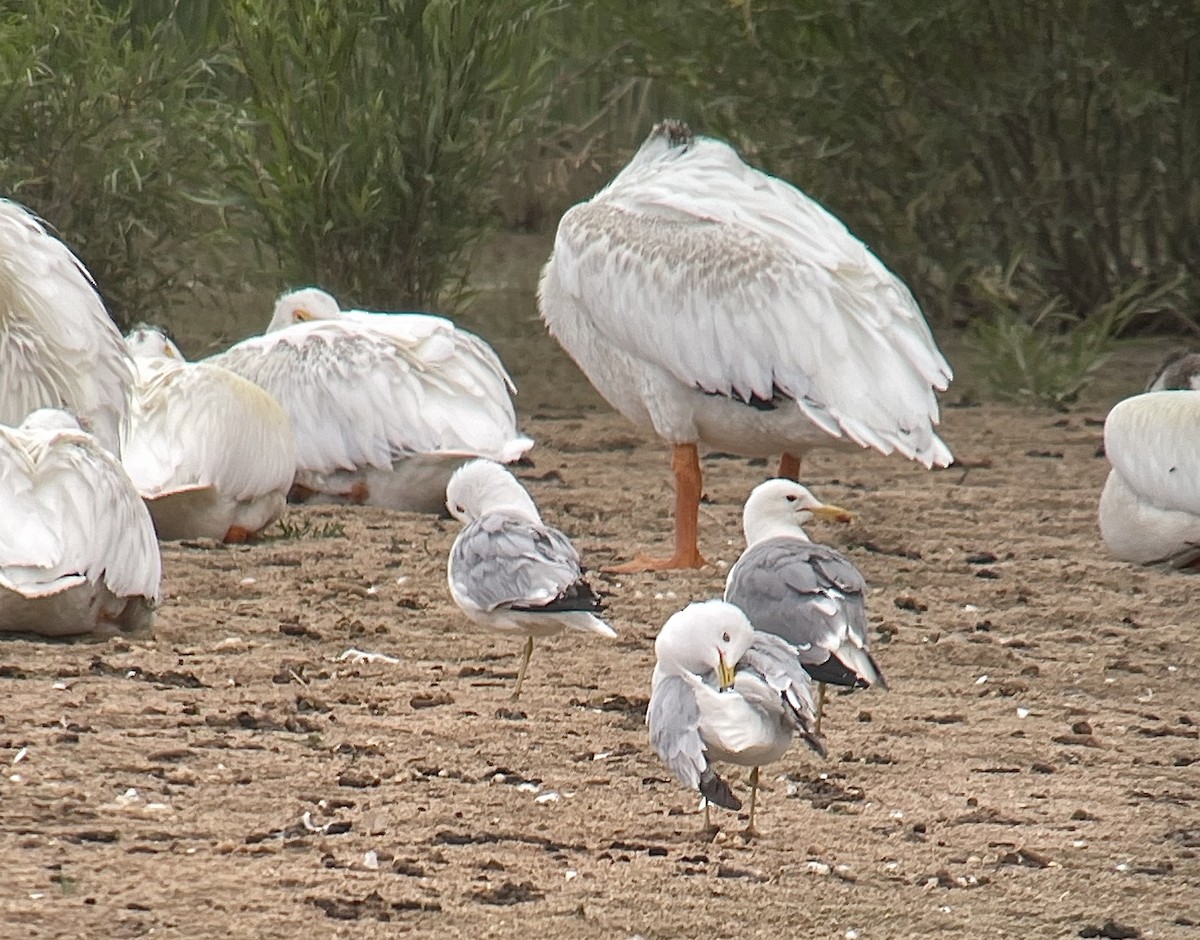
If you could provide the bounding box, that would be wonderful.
[811,503,853,524]
[717,650,736,691]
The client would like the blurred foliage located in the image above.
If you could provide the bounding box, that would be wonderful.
[223,0,553,310]
[1,0,1198,402]
[0,0,240,328]
[964,258,1185,405]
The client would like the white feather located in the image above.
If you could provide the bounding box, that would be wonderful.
[539,122,952,466]
[0,199,132,455]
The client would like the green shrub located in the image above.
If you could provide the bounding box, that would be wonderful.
[0,0,241,327]
[224,0,554,310]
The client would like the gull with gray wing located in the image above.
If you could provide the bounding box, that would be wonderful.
[648,599,826,836]
[446,459,615,699]
[725,479,886,731]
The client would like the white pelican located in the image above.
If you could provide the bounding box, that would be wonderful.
[0,198,132,455]
[724,479,886,731]
[647,599,825,835]
[446,459,615,700]
[0,409,160,637]
[539,120,953,570]
[208,288,532,513]
[121,326,296,542]
[1100,388,1200,567]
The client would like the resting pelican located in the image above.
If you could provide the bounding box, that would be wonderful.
[1100,385,1200,568]
[208,289,532,513]
[0,198,132,455]
[1145,349,1200,391]
[647,599,825,836]
[539,120,953,570]
[0,409,160,637]
[446,459,615,699]
[725,479,886,731]
[121,326,296,542]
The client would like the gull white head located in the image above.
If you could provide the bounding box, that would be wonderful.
[741,479,853,546]
[654,599,755,690]
[446,459,541,525]
[269,287,343,332]
[124,325,184,360]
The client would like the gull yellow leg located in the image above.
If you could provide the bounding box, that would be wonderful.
[511,636,535,701]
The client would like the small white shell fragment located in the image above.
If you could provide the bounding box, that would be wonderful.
[337,648,400,665]
[363,850,380,870]
[975,674,989,685]
[1016,707,1031,719]
[535,791,560,804]
[805,860,831,876]
[516,782,540,793]
[13,746,28,764]
[239,577,256,586]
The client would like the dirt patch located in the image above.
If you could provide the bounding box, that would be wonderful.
[3,379,1200,938]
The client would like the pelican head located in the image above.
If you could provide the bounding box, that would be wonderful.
[269,287,342,332]
[124,324,183,360]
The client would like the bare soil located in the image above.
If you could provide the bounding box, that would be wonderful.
[2,346,1199,939]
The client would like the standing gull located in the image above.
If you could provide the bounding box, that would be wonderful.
[724,479,886,731]
[445,459,615,699]
[0,409,160,637]
[539,119,952,571]
[648,599,826,836]
[0,198,132,455]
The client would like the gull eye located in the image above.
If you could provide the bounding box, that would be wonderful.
[785,494,798,502]
[721,631,730,643]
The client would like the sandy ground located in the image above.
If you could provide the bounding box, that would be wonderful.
[3,344,1200,939]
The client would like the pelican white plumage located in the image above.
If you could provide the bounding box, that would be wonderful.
[0,408,160,637]
[724,479,886,730]
[0,198,132,455]
[208,288,532,513]
[539,120,953,570]
[121,326,296,542]
[446,459,615,700]
[1099,388,1200,567]
[648,599,825,835]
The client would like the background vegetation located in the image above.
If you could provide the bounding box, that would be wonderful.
[1,0,1197,403]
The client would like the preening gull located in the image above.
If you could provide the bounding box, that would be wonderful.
[647,599,826,836]
[725,479,886,729]
[208,288,531,513]
[0,198,132,456]
[0,408,160,637]
[446,459,615,699]
[122,325,296,542]
[539,119,952,571]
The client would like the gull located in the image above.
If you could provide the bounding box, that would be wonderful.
[724,479,886,731]
[0,408,160,637]
[648,599,825,836]
[445,459,615,699]
[539,119,952,571]
[121,325,296,542]
[0,198,132,455]
[208,288,532,513]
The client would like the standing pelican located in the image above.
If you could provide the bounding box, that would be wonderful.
[647,599,825,836]
[121,326,296,542]
[0,409,160,637]
[539,120,952,570]
[1099,388,1200,567]
[208,289,532,513]
[725,479,886,731]
[0,199,131,455]
[445,459,615,700]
